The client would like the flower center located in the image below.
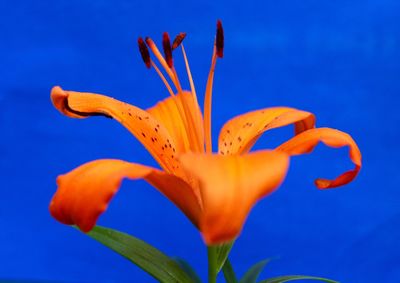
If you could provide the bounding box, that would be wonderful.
[137,20,224,154]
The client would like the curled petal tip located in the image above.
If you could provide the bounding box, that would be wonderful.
[51,85,66,98]
[315,178,331,189]
[277,128,361,189]
[50,85,76,117]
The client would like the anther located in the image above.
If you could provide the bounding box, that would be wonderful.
[145,37,153,47]
[138,37,151,68]
[216,20,224,58]
[162,32,173,68]
[172,32,187,50]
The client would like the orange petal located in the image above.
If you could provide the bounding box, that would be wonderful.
[276,127,362,189]
[180,150,289,244]
[218,107,315,155]
[49,159,202,232]
[50,86,180,174]
[148,91,204,153]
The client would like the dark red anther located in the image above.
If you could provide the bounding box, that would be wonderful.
[138,37,151,68]
[145,37,152,46]
[162,32,173,68]
[172,32,187,50]
[216,20,224,58]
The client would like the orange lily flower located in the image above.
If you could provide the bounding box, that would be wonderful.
[50,21,361,245]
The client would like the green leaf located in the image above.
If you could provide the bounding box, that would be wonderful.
[258,275,338,283]
[85,226,195,283]
[239,259,270,283]
[222,259,238,283]
[173,258,202,283]
[215,241,234,272]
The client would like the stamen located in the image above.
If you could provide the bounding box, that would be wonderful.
[138,37,151,68]
[204,48,217,153]
[172,68,183,93]
[162,32,183,92]
[151,61,175,97]
[162,32,173,68]
[181,44,197,102]
[143,32,200,152]
[216,20,224,58]
[181,44,204,152]
[144,37,197,152]
[172,33,187,50]
[145,37,178,86]
[204,20,224,153]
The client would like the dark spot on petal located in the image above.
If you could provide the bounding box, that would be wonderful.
[243,122,253,128]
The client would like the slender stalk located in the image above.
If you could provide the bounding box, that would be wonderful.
[222,259,238,283]
[204,49,217,153]
[208,246,217,283]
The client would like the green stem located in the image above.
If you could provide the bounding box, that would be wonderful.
[208,245,217,283]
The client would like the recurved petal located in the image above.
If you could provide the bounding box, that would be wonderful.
[49,159,202,232]
[148,91,204,153]
[276,127,362,189]
[50,86,180,174]
[218,107,315,155]
[180,150,289,244]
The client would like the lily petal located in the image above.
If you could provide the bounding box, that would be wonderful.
[49,159,202,232]
[51,86,180,174]
[218,107,315,155]
[148,91,204,153]
[276,127,362,189]
[180,150,289,244]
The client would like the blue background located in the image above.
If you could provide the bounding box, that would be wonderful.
[1,0,399,282]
